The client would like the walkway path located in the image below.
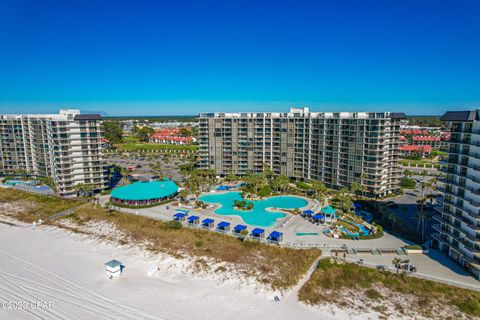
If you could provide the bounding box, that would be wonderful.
[46,203,89,221]
[284,256,322,301]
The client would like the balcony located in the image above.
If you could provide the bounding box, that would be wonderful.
[436,197,480,219]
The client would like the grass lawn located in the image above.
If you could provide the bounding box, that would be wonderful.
[400,159,441,168]
[123,136,140,143]
[114,143,198,152]
[0,188,81,222]
[334,220,359,233]
[298,259,480,318]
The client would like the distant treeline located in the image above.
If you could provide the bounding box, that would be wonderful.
[405,115,446,128]
[104,114,446,127]
[104,115,197,122]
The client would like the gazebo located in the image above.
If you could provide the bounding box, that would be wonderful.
[233,224,247,236]
[173,212,186,221]
[187,215,200,226]
[216,221,231,233]
[303,210,314,218]
[251,228,265,239]
[202,218,215,229]
[268,231,283,243]
[321,206,337,224]
[312,214,325,224]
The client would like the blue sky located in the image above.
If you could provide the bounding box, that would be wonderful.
[0,0,479,115]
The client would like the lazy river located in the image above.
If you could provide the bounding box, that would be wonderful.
[199,192,308,227]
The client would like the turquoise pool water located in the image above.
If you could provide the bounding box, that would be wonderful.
[296,232,319,236]
[338,219,371,237]
[111,180,178,201]
[199,192,308,227]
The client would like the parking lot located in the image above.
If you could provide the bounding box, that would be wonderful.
[104,153,191,187]
[379,174,440,242]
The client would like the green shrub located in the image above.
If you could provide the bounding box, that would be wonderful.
[400,178,416,189]
[296,181,311,190]
[299,259,480,318]
[234,199,254,210]
[258,186,272,197]
[404,245,423,250]
[164,220,182,230]
[365,288,382,300]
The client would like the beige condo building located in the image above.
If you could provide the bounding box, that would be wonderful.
[0,109,107,196]
[198,107,405,197]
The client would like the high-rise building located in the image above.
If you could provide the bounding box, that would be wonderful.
[198,107,405,197]
[433,110,480,279]
[0,109,108,196]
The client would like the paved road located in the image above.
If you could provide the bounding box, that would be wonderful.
[379,174,440,240]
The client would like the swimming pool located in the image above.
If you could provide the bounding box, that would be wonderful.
[338,219,371,237]
[199,192,308,227]
[296,232,319,236]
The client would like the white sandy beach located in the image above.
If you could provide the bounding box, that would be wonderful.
[0,223,379,320]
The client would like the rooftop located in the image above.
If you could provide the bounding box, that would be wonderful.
[199,108,406,120]
[105,259,122,268]
[441,110,480,122]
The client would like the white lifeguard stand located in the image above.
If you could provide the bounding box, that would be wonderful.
[105,260,123,278]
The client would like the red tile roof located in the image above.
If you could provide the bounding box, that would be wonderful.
[412,135,441,142]
[400,145,432,152]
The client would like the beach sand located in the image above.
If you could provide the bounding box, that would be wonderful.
[0,223,375,320]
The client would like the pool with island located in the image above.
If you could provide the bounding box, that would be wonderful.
[199,191,308,227]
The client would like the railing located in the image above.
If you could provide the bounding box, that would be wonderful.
[328,255,480,291]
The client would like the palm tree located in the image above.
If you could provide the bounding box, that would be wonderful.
[416,196,427,212]
[425,193,435,205]
[179,189,189,204]
[392,257,402,274]
[311,179,328,199]
[333,188,353,213]
[262,164,273,183]
[193,187,201,200]
[244,171,263,195]
[377,206,387,222]
[415,211,428,242]
[387,213,397,230]
[350,182,365,201]
[226,170,238,182]
[270,174,287,193]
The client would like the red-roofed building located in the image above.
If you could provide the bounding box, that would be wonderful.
[149,128,196,145]
[400,129,450,149]
[100,137,111,148]
[399,145,432,156]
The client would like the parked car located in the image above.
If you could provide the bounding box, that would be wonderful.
[385,201,398,208]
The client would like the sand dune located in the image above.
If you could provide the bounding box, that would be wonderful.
[0,223,373,320]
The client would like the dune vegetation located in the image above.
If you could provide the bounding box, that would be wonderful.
[298,259,480,319]
[0,188,80,222]
[0,188,319,290]
[65,204,320,290]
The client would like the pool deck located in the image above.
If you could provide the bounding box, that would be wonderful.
[99,193,480,290]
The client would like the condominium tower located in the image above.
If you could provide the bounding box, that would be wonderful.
[198,107,405,197]
[0,109,107,196]
[433,110,480,279]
